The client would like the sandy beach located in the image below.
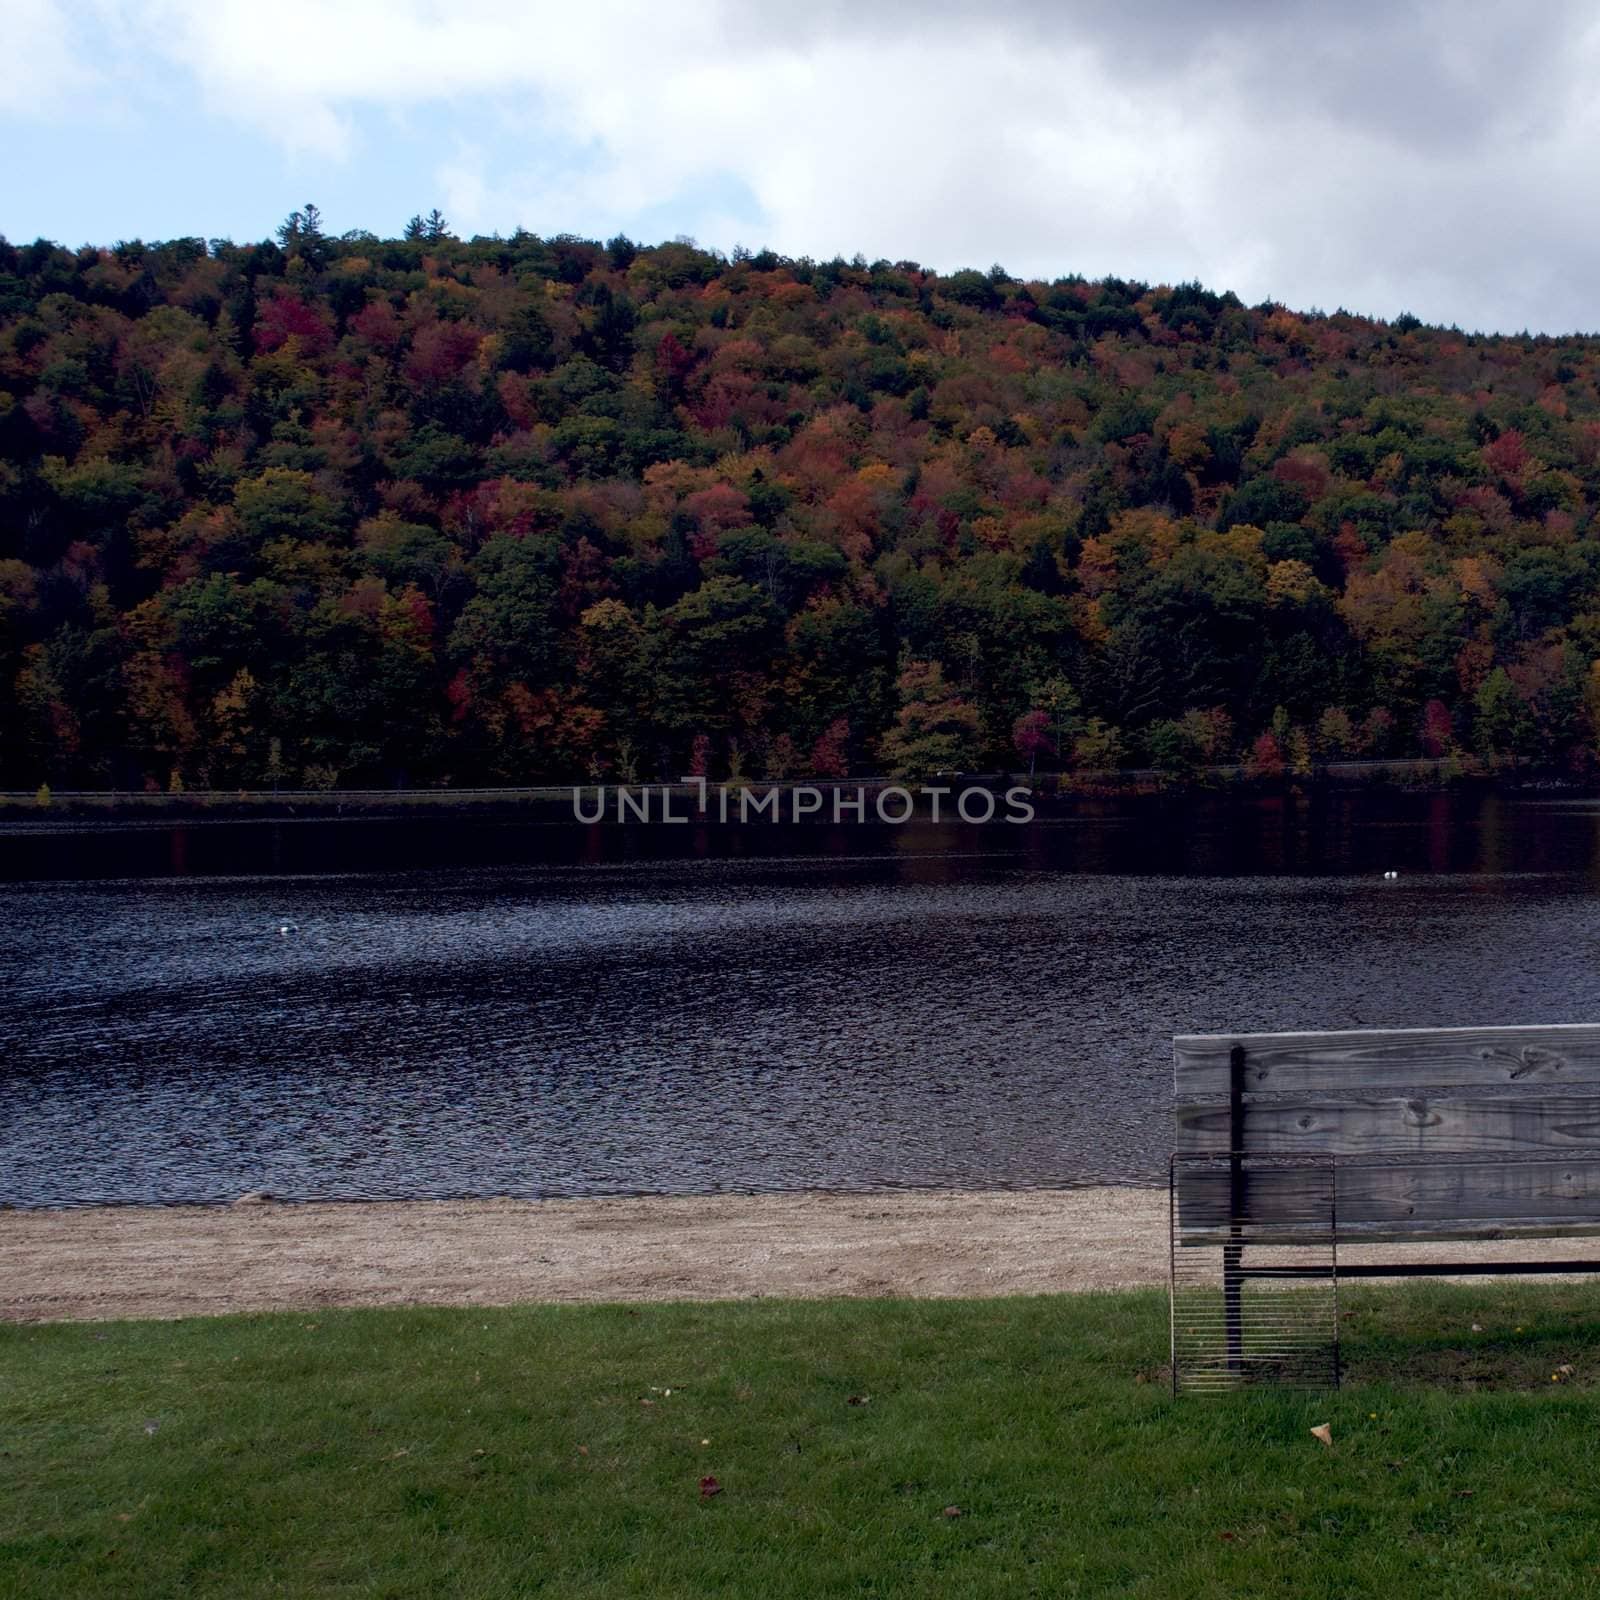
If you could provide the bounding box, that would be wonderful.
[1,1188,1167,1322]
[7,1186,1600,1324]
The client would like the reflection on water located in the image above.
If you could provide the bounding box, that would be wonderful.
[3,790,1600,1205]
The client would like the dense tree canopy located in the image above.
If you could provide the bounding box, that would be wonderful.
[5,219,1600,788]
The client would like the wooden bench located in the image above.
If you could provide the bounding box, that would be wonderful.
[1170,1023,1600,1389]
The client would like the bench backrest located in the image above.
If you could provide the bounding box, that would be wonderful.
[1173,1024,1600,1239]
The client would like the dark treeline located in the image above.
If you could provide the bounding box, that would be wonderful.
[4,211,1600,790]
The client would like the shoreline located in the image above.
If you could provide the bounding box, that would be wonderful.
[7,1187,1600,1324]
[1,766,1585,825]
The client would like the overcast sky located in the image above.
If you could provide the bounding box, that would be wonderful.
[5,0,1598,333]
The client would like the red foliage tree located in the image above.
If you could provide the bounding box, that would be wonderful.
[681,484,751,561]
[1420,699,1455,757]
[1481,428,1528,482]
[1011,709,1053,775]
[1245,732,1285,780]
[253,288,335,356]
[809,718,850,778]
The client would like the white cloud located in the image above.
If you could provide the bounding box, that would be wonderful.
[13,0,1600,330]
[0,0,99,113]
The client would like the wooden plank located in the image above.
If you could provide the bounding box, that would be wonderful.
[1176,1158,1600,1234]
[1175,1094,1600,1155]
[1174,1024,1600,1097]
[1176,1221,1600,1247]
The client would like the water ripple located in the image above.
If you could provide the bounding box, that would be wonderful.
[4,801,1600,1204]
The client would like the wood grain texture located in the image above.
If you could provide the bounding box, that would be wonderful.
[1175,1221,1600,1247]
[1176,1158,1600,1235]
[1169,1026,1600,1246]
[1173,1024,1600,1097]
[1175,1094,1600,1155]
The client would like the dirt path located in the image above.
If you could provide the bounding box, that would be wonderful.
[5,1188,1598,1323]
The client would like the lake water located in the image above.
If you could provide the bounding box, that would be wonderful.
[5,790,1600,1206]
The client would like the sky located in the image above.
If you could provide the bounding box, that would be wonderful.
[4,0,1598,335]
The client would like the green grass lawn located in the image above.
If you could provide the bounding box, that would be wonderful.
[5,1283,1600,1598]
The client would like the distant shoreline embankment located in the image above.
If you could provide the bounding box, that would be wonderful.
[0,761,1582,822]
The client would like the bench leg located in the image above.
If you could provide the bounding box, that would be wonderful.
[1224,1044,1246,1375]
[1223,1243,1243,1372]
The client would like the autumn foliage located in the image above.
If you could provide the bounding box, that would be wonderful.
[5,221,1600,789]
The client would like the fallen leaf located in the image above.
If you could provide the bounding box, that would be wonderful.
[1455,1489,1474,1499]
[1471,1323,1483,1333]
[1559,1364,1575,1376]
[847,1395,871,1406]
[1310,1424,1333,1447]
[577,1445,589,1456]
[142,1420,160,1437]
[1218,1531,1238,1542]
[700,1438,710,1446]
[942,1505,963,1519]
[699,1475,722,1500]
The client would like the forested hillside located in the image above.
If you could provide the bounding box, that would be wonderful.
[3,213,1600,790]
